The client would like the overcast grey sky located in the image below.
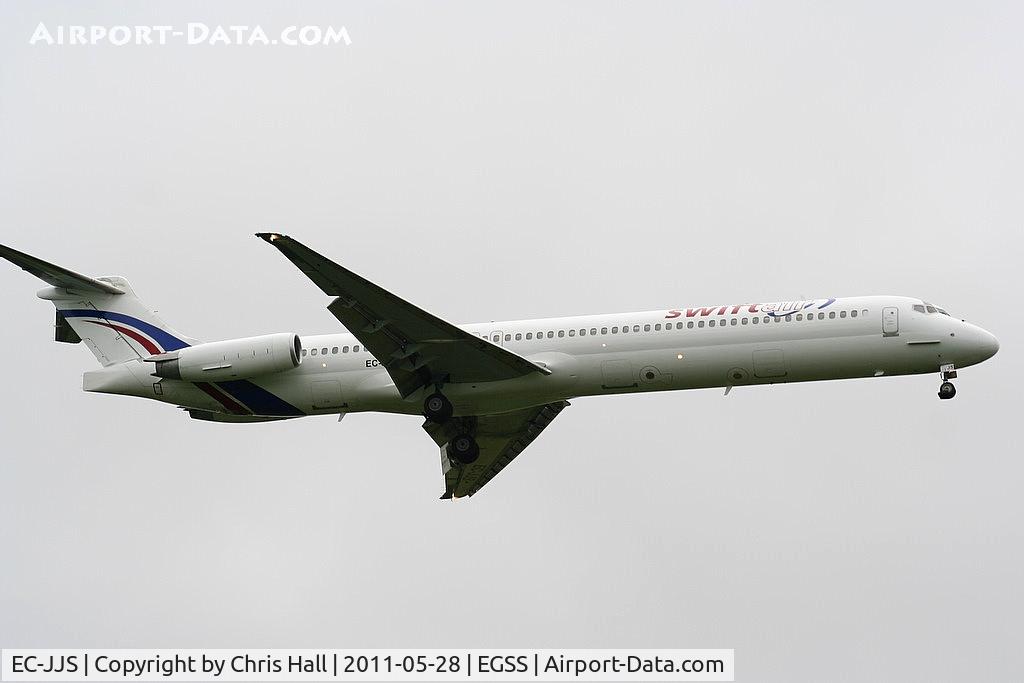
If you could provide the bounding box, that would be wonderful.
[1,1,1021,680]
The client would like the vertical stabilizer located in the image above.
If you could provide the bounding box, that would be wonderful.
[1,243,198,366]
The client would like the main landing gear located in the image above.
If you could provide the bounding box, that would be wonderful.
[449,433,480,464]
[938,363,957,400]
[423,389,479,464]
[423,391,453,422]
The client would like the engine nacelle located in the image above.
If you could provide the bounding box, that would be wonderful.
[153,333,301,382]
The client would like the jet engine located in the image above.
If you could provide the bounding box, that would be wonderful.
[152,333,302,382]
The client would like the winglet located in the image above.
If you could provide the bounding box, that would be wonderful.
[0,242,124,295]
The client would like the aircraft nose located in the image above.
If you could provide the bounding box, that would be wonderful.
[979,329,1000,361]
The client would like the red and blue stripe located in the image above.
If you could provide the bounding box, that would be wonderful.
[60,309,190,352]
[61,309,304,417]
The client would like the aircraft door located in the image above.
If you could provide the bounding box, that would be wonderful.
[882,307,899,336]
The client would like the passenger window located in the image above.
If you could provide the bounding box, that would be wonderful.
[644,324,651,332]
[741,318,748,325]
[785,315,791,322]
[579,329,586,336]
[558,330,565,338]
[698,320,705,328]
[851,310,858,318]
[687,321,694,329]
[840,311,847,318]
[818,313,825,320]
[612,327,619,334]
[709,319,716,327]
[301,349,307,357]
[773,317,780,323]
[547,331,554,338]
[828,312,836,319]
[655,324,661,331]
[731,318,738,326]
[538,331,543,338]
[590,328,597,335]
[343,346,350,353]
[311,348,318,356]
[764,316,771,323]
[601,327,608,334]
[526,333,532,340]
[354,345,360,352]
[504,334,511,342]
[332,347,339,354]
[321,348,328,355]
[752,317,759,324]
[796,314,803,321]
[568,330,575,337]
[676,322,684,329]
[515,333,522,341]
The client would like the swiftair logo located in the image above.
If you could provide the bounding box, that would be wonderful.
[29,23,351,47]
[664,298,837,319]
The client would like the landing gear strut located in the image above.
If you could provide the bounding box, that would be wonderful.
[938,363,957,400]
[423,392,453,422]
[448,433,480,464]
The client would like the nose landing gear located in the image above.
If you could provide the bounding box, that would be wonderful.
[938,363,957,400]
[938,381,956,400]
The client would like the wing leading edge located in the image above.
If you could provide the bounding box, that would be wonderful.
[256,233,549,398]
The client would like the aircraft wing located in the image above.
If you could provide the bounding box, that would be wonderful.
[423,400,570,499]
[257,233,549,398]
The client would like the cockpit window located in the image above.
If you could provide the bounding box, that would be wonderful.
[916,302,952,316]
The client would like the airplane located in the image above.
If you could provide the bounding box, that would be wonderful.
[0,234,999,499]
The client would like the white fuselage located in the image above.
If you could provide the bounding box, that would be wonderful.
[85,295,1000,419]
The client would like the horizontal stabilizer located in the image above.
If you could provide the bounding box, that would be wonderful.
[0,242,124,295]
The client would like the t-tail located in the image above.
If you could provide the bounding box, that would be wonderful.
[0,242,198,365]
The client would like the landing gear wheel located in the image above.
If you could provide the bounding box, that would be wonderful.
[938,381,957,400]
[423,392,453,422]
[449,434,480,465]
